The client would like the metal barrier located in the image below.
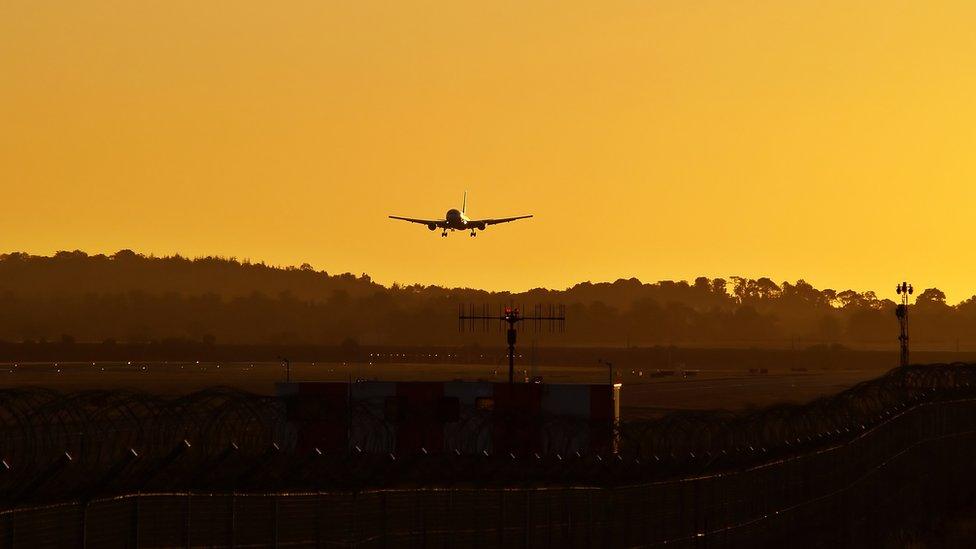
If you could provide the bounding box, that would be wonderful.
[2,364,976,546]
[1,399,974,547]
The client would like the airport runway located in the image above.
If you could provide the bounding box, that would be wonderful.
[0,361,889,417]
[619,369,884,417]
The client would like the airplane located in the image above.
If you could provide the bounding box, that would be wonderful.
[389,192,532,237]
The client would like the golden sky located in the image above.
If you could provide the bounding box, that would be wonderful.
[2,1,975,300]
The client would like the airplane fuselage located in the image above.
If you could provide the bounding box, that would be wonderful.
[444,208,472,230]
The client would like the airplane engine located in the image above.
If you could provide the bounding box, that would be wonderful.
[427,223,437,231]
[475,222,486,230]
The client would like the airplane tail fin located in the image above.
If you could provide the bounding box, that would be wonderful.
[462,191,467,214]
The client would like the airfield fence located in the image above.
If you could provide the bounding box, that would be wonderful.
[2,364,976,546]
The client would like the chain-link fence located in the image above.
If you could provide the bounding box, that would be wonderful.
[3,392,976,547]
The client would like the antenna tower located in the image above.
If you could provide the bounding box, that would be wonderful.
[459,304,566,384]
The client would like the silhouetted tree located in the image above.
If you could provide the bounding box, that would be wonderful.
[0,251,969,348]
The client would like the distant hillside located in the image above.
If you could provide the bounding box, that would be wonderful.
[0,250,383,301]
[0,250,973,349]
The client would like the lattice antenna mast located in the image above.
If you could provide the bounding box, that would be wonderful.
[459,304,566,384]
[895,281,913,367]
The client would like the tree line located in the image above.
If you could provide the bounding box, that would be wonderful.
[0,251,971,349]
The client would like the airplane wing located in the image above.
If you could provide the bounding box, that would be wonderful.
[389,215,446,227]
[472,215,533,226]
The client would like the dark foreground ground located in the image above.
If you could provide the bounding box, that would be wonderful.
[3,347,976,546]
[895,503,976,548]
[5,364,976,548]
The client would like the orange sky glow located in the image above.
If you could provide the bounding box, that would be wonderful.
[2,1,975,301]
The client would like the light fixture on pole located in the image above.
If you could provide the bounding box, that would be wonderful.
[895,282,913,367]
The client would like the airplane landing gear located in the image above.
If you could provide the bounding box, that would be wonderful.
[470,230,477,237]
[441,230,448,237]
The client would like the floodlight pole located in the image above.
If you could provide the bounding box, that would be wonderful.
[279,356,291,383]
[895,282,913,367]
[598,359,619,454]
[599,359,614,386]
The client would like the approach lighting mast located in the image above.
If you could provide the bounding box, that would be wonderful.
[459,304,566,384]
[895,282,913,367]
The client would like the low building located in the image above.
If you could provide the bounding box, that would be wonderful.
[277,380,621,456]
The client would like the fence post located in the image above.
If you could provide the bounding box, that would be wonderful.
[273,496,279,548]
[131,496,140,548]
[587,491,593,547]
[228,495,236,549]
[184,494,191,549]
[546,489,553,547]
[315,493,322,549]
[421,489,427,546]
[563,487,571,545]
[380,491,388,548]
[351,491,357,546]
[474,490,482,549]
[643,483,650,545]
[498,490,505,547]
[4,511,13,548]
[81,501,87,548]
